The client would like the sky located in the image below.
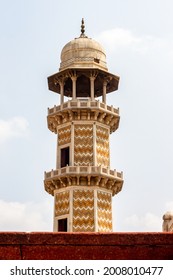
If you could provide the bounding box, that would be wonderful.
[0,0,173,232]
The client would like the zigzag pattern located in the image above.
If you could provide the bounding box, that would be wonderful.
[96,125,109,167]
[73,189,94,232]
[74,125,93,166]
[55,191,69,216]
[58,125,71,146]
[97,191,112,232]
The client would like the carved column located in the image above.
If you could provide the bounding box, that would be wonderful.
[102,80,107,103]
[90,77,95,101]
[90,72,97,101]
[59,81,64,105]
[70,71,77,100]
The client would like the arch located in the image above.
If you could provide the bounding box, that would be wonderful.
[76,74,90,98]
[64,77,72,97]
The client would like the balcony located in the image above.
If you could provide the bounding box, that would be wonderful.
[47,100,120,134]
[48,99,119,116]
[44,165,123,180]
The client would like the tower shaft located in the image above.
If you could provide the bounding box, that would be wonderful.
[44,20,123,232]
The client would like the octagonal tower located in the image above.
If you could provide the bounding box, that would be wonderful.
[44,19,123,232]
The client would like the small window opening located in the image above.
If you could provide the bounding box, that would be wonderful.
[61,147,69,167]
[94,58,100,63]
[58,218,67,232]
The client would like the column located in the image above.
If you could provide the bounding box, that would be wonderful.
[60,81,64,104]
[71,76,77,100]
[69,189,73,232]
[56,134,59,169]
[90,76,95,101]
[94,189,98,232]
[90,71,97,101]
[53,194,57,232]
[93,122,97,165]
[102,81,107,103]
[71,122,74,166]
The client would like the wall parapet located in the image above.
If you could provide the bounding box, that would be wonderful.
[0,232,173,260]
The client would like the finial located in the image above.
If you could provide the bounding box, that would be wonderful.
[80,18,87,38]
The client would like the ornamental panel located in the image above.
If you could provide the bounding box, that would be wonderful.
[73,189,94,232]
[96,125,109,167]
[97,191,112,232]
[55,191,70,216]
[58,125,71,146]
[74,124,93,166]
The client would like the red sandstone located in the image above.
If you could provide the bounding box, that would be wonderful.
[0,232,173,260]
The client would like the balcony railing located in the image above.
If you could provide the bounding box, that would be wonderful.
[44,165,123,180]
[48,100,119,115]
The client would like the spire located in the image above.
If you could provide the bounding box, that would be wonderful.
[80,18,87,38]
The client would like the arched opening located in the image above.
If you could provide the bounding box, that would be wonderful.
[76,74,90,98]
[64,77,72,97]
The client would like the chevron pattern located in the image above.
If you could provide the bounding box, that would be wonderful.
[58,125,71,146]
[74,125,93,166]
[73,189,94,232]
[55,191,69,216]
[96,125,109,167]
[97,191,112,232]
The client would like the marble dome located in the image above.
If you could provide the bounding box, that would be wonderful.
[59,36,108,72]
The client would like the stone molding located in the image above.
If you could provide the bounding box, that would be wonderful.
[47,100,119,133]
[44,166,123,196]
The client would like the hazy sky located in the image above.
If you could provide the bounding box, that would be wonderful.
[0,0,173,232]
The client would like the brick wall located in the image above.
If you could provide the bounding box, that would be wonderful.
[0,232,173,260]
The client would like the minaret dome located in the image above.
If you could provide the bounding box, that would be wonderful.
[48,19,119,99]
[60,19,108,72]
[60,36,108,72]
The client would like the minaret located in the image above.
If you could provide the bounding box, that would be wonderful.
[44,19,123,232]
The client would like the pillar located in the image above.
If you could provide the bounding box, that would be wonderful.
[90,75,96,101]
[102,81,107,103]
[60,81,64,104]
[69,72,77,100]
